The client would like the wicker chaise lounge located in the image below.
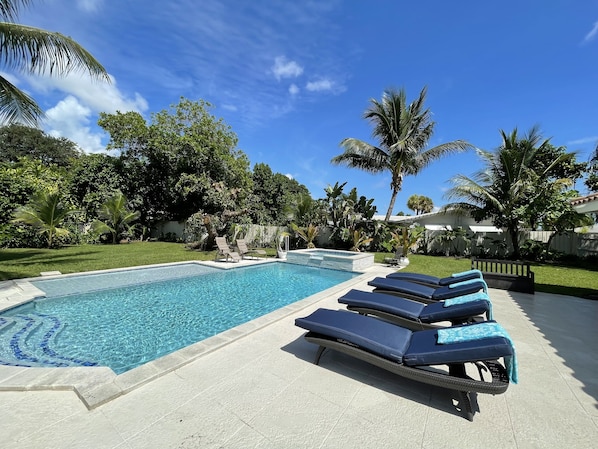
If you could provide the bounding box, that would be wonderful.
[338,289,491,330]
[295,308,513,421]
[368,276,488,304]
[386,269,484,287]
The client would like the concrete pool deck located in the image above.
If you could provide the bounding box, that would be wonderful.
[1,261,597,448]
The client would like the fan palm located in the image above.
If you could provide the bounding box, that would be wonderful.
[0,0,110,125]
[12,189,76,248]
[92,192,140,244]
[331,87,472,221]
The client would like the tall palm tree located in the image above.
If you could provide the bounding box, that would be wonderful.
[331,87,472,221]
[0,0,110,125]
[12,189,77,248]
[92,192,140,244]
[443,126,575,259]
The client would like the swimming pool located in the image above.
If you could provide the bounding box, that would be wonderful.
[0,262,357,374]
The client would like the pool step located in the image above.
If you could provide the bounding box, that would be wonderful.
[0,314,97,368]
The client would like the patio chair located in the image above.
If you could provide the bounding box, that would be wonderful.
[368,276,487,304]
[236,239,267,259]
[386,269,483,287]
[338,289,492,330]
[295,308,514,421]
[215,237,241,262]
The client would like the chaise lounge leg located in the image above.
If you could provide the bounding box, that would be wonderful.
[314,346,326,364]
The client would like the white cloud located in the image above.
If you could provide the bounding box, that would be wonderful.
[76,0,104,13]
[285,173,294,180]
[271,56,304,81]
[306,78,335,92]
[45,96,105,153]
[289,83,300,96]
[583,21,598,43]
[567,136,598,146]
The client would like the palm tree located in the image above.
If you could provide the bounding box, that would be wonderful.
[1,0,110,125]
[12,189,77,248]
[92,192,140,244]
[331,87,472,221]
[443,126,575,259]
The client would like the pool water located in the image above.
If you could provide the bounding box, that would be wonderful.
[0,263,357,374]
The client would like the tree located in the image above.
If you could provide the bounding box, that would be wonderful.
[331,87,472,221]
[0,0,109,125]
[0,124,81,165]
[406,194,433,215]
[91,192,140,244]
[444,126,585,259]
[12,189,76,248]
[98,98,253,225]
[586,143,598,192]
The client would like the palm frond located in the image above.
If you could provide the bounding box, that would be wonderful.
[0,23,110,80]
[0,0,32,21]
[0,75,43,125]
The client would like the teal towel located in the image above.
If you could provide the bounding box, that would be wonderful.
[451,269,483,279]
[449,278,488,293]
[437,322,517,384]
[443,291,493,320]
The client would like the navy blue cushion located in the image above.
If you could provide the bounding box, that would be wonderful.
[338,290,426,321]
[386,272,441,285]
[404,326,513,366]
[368,277,486,300]
[295,308,412,362]
[418,300,490,322]
[368,277,436,299]
[295,309,513,367]
[386,271,482,286]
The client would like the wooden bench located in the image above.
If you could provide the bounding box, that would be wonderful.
[471,258,535,294]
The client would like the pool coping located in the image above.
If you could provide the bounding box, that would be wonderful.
[0,258,390,409]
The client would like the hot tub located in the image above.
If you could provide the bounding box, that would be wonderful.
[286,249,374,272]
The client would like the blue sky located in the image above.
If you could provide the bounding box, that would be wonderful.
[7,0,598,216]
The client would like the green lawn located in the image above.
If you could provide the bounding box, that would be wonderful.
[2,244,596,299]
[376,253,598,299]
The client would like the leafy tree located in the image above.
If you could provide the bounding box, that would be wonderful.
[444,126,584,259]
[0,0,109,125]
[332,87,472,221]
[98,98,253,225]
[586,143,598,192]
[406,194,433,215]
[91,192,140,244]
[12,189,76,247]
[291,223,318,248]
[0,124,81,165]
[67,153,124,220]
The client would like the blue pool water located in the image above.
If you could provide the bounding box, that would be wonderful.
[0,262,357,374]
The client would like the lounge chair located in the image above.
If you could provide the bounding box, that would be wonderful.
[386,269,483,287]
[215,237,241,262]
[368,277,487,304]
[338,289,491,330]
[236,239,267,259]
[295,308,513,421]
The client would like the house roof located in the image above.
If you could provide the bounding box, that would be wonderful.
[571,193,598,213]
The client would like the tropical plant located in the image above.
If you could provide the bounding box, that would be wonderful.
[347,229,373,252]
[91,192,140,244]
[443,126,585,259]
[0,0,109,125]
[406,194,434,215]
[291,223,318,249]
[433,226,470,257]
[388,225,425,258]
[331,87,472,221]
[12,189,77,248]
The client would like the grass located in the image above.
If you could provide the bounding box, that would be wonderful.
[2,245,596,299]
[376,253,598,299]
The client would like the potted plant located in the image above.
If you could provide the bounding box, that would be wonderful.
[390,225,424,267]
